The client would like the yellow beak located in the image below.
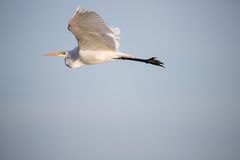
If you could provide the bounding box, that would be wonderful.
[44,52,65,57]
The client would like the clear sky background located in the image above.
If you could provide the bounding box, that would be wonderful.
[0,0,240,160]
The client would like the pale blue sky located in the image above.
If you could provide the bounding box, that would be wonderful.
[0,0,240,160]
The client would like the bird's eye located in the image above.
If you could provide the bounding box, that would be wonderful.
[65,58,71,64]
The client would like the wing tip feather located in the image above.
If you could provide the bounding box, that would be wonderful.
[75,6,81,13]
[75,6,87,14]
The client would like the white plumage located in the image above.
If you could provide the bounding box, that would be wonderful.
[46,7,164,68]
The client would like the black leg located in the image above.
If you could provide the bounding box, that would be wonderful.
[115,57,165,67]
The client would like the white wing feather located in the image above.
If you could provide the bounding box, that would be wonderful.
[68,7,120,51]
[108,27,120,50]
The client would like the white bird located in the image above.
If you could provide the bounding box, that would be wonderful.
[46,7,164,68]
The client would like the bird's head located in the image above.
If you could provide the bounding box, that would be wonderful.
[45,48,84,68]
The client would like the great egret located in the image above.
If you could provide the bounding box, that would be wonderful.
[46,7,164,68]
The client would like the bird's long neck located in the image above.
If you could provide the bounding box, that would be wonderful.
[68,47,80,60]
[66,47,85,68]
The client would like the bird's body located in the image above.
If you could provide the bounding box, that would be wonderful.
[46,7,164,68]
[65,47,133,68]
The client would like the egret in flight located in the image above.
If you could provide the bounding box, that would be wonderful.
[46,7,164,68]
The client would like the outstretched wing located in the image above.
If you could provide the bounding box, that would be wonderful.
[68,7,120,51]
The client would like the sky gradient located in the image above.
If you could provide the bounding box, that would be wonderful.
[0,0,240,160]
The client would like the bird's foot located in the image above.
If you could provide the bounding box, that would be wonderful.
[147,57,165,67]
